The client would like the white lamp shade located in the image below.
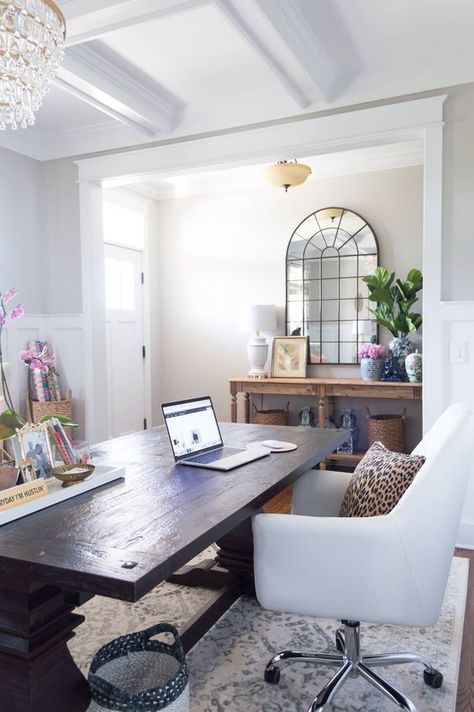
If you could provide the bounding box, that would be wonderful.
[240,304,277,333]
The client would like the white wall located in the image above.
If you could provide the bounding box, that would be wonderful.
[439,86,474,546]
[41,159,82,313]
[3,314,86,436]
[442,84,474,301]
[0,148,85,432]
[152,165,424,449]
[0,147,45,312]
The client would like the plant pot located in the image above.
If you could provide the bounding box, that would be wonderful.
[388,337,415,381]
[360,357,384,381]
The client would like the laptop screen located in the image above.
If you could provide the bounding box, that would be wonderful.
[161,397,223,460]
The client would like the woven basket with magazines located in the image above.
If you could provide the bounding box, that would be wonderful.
[367,407,406,453]
[253,397,289,426]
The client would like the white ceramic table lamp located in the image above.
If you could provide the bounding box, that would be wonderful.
[242,305,277,378]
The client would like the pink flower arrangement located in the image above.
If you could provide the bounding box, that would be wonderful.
[19,345,56,374]
[358,343,386,360]
[9,303,24,320]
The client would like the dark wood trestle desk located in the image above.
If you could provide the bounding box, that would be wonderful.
[0,422,346,712]
[230,376,422,465]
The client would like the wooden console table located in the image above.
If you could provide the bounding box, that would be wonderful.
[229,376,422,465]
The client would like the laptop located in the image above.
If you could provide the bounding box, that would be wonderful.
[161,396,270,470]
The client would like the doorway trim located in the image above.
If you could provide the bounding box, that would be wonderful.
[103,188,153,437]
[76,95,445,441]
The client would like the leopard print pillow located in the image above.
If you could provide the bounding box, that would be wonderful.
[339,441,426,517]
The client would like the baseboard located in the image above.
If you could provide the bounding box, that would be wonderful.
[457,519,474,550]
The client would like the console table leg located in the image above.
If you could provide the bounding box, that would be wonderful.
[244,392,250,424]
[230,385,238,422]
[319,392,327,470]
[0,576,90,712]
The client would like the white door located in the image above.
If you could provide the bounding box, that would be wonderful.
[105,243,146,437]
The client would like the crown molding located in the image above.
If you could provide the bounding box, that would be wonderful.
[58,42,184,136]
[0,85,300,161]
[253,0,362,103]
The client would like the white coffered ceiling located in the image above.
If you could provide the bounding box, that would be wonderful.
[1,0,474,161]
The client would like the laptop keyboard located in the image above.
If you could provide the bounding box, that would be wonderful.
[186,447,244,464]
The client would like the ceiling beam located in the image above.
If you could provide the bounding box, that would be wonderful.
[56,42,184,136]
[63,0,205,46]
[252,0,363,103]
[216,0,310,108]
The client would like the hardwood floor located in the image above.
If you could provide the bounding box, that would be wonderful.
[455,547,474,712]
[263,492,473,710]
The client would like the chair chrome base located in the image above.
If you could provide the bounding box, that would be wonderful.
[264,620,443,712]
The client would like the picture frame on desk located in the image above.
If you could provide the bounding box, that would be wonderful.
[19,458,37,484]
[271,336,308,378]
[17,423,54,479]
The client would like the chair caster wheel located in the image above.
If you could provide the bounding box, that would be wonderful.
[423,669,443,688]
[264,666,281,684]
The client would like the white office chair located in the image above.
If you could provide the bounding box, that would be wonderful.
[253,403,474,712]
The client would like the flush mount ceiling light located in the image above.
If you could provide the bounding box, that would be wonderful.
[0,0,66,130]
[264,159,312,192]
[317,207,344,222]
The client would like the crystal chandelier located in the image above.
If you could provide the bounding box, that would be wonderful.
[0,0,66,130]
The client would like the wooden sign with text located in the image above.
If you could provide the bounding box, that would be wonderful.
[0,480,48,512]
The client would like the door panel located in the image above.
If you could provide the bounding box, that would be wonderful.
[105,243,145,438]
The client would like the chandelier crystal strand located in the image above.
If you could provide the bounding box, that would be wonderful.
[0,0,65,130]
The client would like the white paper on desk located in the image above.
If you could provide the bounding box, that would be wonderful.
[250,440,298,452]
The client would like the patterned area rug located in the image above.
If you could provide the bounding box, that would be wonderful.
[70,556,468,712]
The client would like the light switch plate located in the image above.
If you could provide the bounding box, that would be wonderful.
[450,341,466,363]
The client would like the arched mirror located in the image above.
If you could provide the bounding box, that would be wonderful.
[286,207,379,364]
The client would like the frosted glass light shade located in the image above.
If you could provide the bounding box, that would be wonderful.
[317,208,344,221]
[265,161,312,191]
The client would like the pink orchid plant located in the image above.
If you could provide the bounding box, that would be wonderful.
[358,343,386,360]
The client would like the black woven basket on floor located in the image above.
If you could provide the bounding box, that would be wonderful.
[88,623,189,712]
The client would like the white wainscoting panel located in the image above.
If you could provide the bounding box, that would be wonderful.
[3,314,85,438]
[441,301,474,548]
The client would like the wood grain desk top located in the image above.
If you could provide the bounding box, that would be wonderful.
[0,423,346,602]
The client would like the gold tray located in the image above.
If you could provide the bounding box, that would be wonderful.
[52,464,95,487]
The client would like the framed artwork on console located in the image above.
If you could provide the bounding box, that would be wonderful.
[271,336,308,378]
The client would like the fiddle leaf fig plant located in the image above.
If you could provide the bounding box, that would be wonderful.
[362,267,423,338]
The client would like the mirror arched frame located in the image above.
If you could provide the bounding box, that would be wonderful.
[286,207,379,365]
